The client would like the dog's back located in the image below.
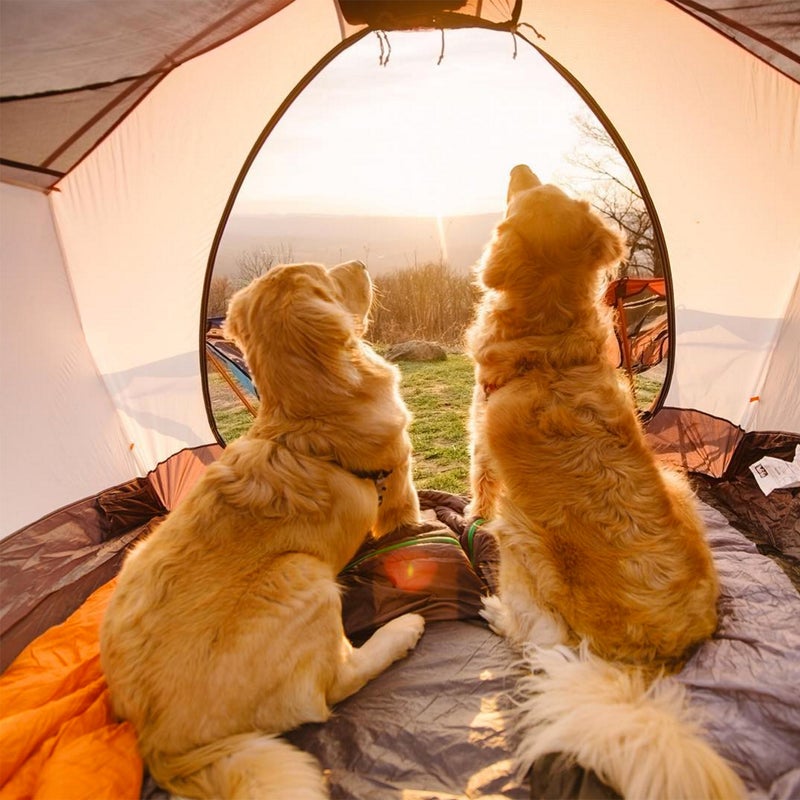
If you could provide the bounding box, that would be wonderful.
[469,165,719,668]
[496,451,719,668]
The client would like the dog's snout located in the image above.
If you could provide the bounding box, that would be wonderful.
[510,164,541,186]
[507,164,542,202]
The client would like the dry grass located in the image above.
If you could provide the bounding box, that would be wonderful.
[370,262,478,346]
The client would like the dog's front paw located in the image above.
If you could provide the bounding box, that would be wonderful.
[480,594,511,638]
[380,612,426,653]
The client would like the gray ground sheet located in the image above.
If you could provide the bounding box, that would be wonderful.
[143,498,800,799]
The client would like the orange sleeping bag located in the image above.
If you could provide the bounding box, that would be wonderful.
[0,579,142,800]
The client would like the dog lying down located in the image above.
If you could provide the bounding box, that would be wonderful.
[466,166,746,799]
[101,261,424,800]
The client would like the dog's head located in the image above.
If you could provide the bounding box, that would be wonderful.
[223,260,373,414]
[478,165,627,296]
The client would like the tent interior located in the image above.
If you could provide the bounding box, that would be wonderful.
[1,1,799,798]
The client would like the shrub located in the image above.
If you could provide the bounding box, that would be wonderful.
[369,261,478,347]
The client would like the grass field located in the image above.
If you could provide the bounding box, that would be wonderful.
[209,351,663,497]
[397,353,473,495]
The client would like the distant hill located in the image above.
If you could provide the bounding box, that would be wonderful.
[213,212,501,279]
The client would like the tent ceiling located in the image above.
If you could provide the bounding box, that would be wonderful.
[669,0,800,80]
[0,0,797,188]
[0,0,295,178]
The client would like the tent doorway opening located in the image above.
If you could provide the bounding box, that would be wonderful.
[204,27,671,493]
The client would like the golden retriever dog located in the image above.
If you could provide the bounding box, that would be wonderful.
[465,166,745,799]
[100,260,424,800]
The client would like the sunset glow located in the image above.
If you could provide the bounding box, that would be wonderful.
[235,28,591,218]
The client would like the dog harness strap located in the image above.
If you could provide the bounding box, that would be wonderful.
[349,467,393,506]
[350,468,393,482]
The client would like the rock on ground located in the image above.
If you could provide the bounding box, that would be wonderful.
[384,340,448,362]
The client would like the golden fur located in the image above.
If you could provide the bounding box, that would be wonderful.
[100,261,424,800]
[466,166,744,798]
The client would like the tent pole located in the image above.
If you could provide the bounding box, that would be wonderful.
[205,344,258,417]
[615,296,634,380]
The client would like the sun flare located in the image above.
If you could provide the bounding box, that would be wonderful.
[435,213,449,263]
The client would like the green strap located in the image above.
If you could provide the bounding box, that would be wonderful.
[342,534,462,572]
[466,518,486,567]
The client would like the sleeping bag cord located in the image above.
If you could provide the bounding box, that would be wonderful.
[466,517,486,568]
[341,533,463,573]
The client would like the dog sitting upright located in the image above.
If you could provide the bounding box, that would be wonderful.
[101,260,423,800]
[465,166,744,799]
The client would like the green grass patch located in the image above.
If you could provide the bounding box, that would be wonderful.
[632,373,661,408]
[213,404,256,441]
[396,353,473,495]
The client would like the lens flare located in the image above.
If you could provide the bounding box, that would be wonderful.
[384,550,439,592]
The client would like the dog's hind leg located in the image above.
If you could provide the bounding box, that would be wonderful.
[483,528,571,650]
[327,613,425,705]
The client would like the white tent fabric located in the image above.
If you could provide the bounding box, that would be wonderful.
[1,0,343,536]
[671,0,800,81]
[0,0,296,175]
[1,0,799,539]
[750,271,800,433]
[51,0,344,470]
[0,183,139,534]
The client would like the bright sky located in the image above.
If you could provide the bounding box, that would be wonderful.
[234,27,593,218]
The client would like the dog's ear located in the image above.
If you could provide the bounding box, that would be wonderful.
[223,279,255,352]
[477,222,516,290]
[521,195,628,274]
[328,260,373,335]
[584,205,629,269]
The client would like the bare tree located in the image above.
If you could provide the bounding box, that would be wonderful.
[235,243,294,289]
[566,114,663,278]
[207,275,234,317]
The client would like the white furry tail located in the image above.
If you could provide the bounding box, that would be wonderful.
[149,732,328,800]
[514,645,746,800]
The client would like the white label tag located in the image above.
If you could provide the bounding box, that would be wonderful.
[749,444,800,496]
